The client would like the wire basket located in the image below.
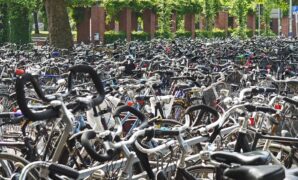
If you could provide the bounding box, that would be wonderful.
[202,83,228,106]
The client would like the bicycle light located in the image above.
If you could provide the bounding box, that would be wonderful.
[15,69,25,75]
[274,104,282,110]
[127,101,134,107]
[249,117,255,126]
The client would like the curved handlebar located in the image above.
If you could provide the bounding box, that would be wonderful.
[68,65,105,109]
[16,73,60,121]
[251,87,276,94]
[113,105,146,122]
[185,104,220,118]
[81,131,116,162]
[283,97,298,107]
[245,104,276,114]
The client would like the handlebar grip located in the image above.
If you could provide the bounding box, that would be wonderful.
[68,65,105,100]
[256,106,277,114]
[113,105,146,122]
[48,163,79,179]
[68,65,105,106]
[145,129,180,137]
[81,131,115,162]
[284,97,298,107]
[16,74,60,121]
[266,88,277,93]
[171,76,192,80]
[17,73,49,102]
[283,97,298,107]
[185,105,219,118]
[245,105,276,114]
[252,87,276,94]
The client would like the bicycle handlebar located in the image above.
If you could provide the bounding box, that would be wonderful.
[81,130,116,162]
[68,65,105,109]
[185,105,220,118]
[109,113,189,149]
[244,104,276,114]
[283,97,298,107]
[16,65,106,121]
[239,87,276,101]
[48,163,80,179]
[81,105,146,162]
[251,87,276,94]
[16,73,60,121]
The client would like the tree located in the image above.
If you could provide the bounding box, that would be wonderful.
[200,0,221,31]
[9,2,31,44]
[157,0,173,36]
[33,0,42,34]
[255,0,287,36]
[40,5,48,31]
[0,0,34,44]
[221,0,251,38]
[45,0,73,49]
[0,0,37,44]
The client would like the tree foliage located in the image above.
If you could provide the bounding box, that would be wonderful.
[0,0,294,46]
[9,2,31,44]
[0,1,32,44]
[174,0,202,15]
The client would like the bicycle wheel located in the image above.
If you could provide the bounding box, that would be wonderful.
[267,143,298,168]
[0,153,38,180]
[277,105,298,137]
[177,164,216,180]
[185,105,220,128]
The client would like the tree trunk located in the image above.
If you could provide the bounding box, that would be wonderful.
[41,5,48,31]
[33,11,39,34]
[45,0,73,49]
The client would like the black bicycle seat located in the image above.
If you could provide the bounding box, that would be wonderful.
[175,84,192,90]
[224,165,285,180]
[135,95,153,101]
[211,151,271,165]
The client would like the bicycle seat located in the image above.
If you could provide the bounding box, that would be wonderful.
[285,168,298,180]
[211,151,271,165]
[230,84,239,88]
[135,95,153,101]
[175,84,192,90]
[224,165,285,180]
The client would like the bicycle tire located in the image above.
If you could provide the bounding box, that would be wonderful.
[0,152,38,180]
[175,164,216,180]
[267,143,298,168]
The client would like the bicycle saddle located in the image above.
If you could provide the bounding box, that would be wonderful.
[175,84,193,90]
[135,95,153,101]
[211,150,271,165]
[285,168,298,180]
[224,165,285,180]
